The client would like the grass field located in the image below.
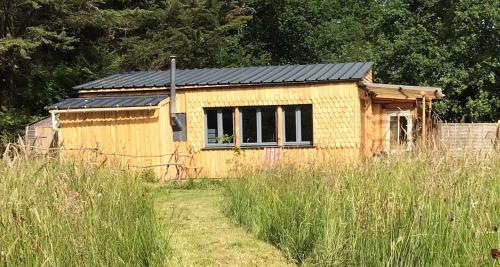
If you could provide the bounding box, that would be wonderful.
[152,184,292,266]
[0,158,167,266]
[3,151,499,266]
[225,153,500,266]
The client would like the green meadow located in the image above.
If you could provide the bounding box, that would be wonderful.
[0,158,167,266]
[2,152,499,266]
[225,153,500,266]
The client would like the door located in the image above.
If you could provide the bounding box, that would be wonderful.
[385,111,413,152]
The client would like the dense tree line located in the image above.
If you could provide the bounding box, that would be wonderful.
[0,0,498,140]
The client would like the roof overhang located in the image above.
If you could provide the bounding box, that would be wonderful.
[48,95,168,114]
[49,105,161,114]
[359,82,444,100]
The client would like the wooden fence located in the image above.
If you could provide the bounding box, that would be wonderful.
[436,122,499,151]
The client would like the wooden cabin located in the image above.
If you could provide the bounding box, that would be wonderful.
[47,61,443,179]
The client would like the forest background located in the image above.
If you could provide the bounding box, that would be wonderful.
[0,0,498,139]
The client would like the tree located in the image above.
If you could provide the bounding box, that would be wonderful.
[242,0,499,121]
[1,0,498,144]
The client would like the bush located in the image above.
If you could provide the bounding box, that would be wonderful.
[225,153,500,266]
[0,159,168,266]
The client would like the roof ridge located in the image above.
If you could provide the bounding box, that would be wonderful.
[118,61,372,73]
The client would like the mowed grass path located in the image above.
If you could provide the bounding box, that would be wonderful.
[153,187,294,267]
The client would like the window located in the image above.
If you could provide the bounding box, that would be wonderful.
[240,107,277,146]
[204,109,234,146]
[385,111,413,152]
[389,115,408,145]
[283,105,313,145]
[204,105,312,148]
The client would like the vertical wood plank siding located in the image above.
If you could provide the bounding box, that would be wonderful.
[58,101,169,177]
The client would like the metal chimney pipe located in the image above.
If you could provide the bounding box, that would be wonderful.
[170,56,176,116]
[169,56,183,131]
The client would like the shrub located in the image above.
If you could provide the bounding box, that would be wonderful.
[225,153,500,266]
[0,159,168,266]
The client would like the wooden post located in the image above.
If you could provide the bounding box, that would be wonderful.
[277,106,283,146]
[429,98,433,123]
[234,107,240,147]
[496,120,499,150]
[428,98,433,147]
[422,95,426,146]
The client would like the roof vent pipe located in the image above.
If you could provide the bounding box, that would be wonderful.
[169,56,183,130]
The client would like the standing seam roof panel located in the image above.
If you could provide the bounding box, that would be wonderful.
[351,62,373,79]
[138,72,165,87]
[123,71,161,88]
[191,69,230,85]
[61,98,86,109]
[203,68,241,84]
[316,64,344,80]
[278,65,308,82]
[112,73,143,88]
[175,71,194,85]
[102,73,132,88]
[329,63,356,80]
[238,66,276,83]
[118,72,152,88]
[222,68,254,84]
[73,62,374,90]
[176,69,204,85]
[187,69,226,85]
[226,67,262,84]
[262,66,295,83]
[148,72,168,87]
[48,95,168,110]
[303,64,331,81]
[120,97,142,106]
[238,66,275,83]
[295,64,325,81]
[99,98,122,107]
[100,73,138,88]
[76,74,118,89]
[198,68,232,85]
[283,65,315,82]
[343,62,365,79]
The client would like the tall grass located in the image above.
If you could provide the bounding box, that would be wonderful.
[0,158,167,266]
[225,153,500,266]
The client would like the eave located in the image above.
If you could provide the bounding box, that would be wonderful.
[358,82,444,100]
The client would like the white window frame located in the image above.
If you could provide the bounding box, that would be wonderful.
[385,110,413,152]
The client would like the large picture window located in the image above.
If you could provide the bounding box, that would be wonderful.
[204,108,234,146]
[283,105,313,145]
[204,105,312,148]
[240,107,277,146]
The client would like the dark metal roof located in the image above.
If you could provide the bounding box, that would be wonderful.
[74,62,374,90]
[48,95,168,110]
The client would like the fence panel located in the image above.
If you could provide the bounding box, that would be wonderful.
[437,122,499,151]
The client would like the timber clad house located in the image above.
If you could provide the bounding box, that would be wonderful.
[45,60,443,179]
